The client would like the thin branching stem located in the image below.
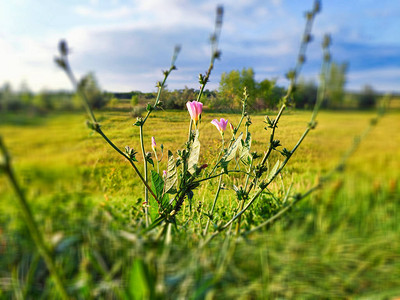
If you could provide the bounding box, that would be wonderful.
[202,4,327,244]
[57,49,159,201]
[135,46,179,224]
[139,126,150,227]
[96,127,158,201]
[203,134,226,235]
[187,6,223,142]
[193,170,252,185]
[235,157,253,235]
[203,175,223,236]
[244,103,387,236]
[246,2,320,196]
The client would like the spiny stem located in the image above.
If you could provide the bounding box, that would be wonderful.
[187,6,223,143]
[202,2,324,245]
[235,157,253,235]
[57,47,159,202]
[246,1,320,196]
[244,102,387,236]
[203,175,223,236]
[139,125,149,227]
[137,47,179,225]
[193,170,252,185]
[96,129,158,201]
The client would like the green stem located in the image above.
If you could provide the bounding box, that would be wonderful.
[245,3,320,195]
[65,65,97,125]
[246,104,286,195]
[97,129,158,201]
[193,170,252,185]
[203,135,225,235]
[154,150,160,174]
[0,138,69,300]
[203,175,223,236]
[139,125,149,227]
[62,58,159,202]
[187,119,193,143]
[244,102,387,237]
[235,157,253,235]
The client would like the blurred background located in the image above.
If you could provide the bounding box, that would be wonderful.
[0,0,399,95]
[1,1,400,298]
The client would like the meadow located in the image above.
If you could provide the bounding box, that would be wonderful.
[0,107,399,298]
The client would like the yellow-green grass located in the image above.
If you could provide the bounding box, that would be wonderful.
[0,109,399,298]
[0,109,398,199]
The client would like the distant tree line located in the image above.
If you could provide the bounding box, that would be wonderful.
[0,73,111,113]
[0,65,383,114]
[292,62,378,110]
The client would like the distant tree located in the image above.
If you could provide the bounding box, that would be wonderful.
[131,95,139,107]
[325,62,348,108]
[358,85,377,109]
[76,72,109,109]
[19,82,33,107]
[218,68,258,110]
[32,91,53,111]
[293,79,318,109]
[0,83,21,111]
[219,69,242,109]
[108,97,119,108]
[163,86,197,109]
[255,78,285,109]
[240,68,257,106]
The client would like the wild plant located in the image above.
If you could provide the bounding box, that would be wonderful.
[54,0,386,243]
[0,1,390,298]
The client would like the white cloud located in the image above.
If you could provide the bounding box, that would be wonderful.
[0,0,399,94]
[347,67,400,92]
[74,5,135,19]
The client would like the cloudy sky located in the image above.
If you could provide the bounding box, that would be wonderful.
[0,0,399,93]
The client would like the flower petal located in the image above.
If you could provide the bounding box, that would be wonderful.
[211,119,221,131]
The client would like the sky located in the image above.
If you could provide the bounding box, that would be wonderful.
[0,0,399,94]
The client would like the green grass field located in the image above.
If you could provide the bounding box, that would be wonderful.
[1,108,399,298]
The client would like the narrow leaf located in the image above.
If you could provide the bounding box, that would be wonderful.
[165,150,177,193]
[188,130,200,174]
[128,259,155,299]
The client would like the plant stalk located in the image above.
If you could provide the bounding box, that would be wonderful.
[0,138,69,300]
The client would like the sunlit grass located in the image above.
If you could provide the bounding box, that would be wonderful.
[0,109,399,298]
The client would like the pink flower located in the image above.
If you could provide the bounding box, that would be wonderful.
[186,101,203,122]
[163,170,167,177]
[151,136,156,149]
[211,118,229,133]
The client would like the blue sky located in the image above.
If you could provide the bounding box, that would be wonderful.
[0,0,399,93]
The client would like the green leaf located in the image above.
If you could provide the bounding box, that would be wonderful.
[223,132,243,163]
[151,170,164,199]
[165,150,178,193]
[239,132,252,165]
[161,193,169,208]
[146,156,154,167]
[149,170,164,220]
[267,160,280,182]
[148,198,158,221]
[128,259,155,299]
[188,130,200,174]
